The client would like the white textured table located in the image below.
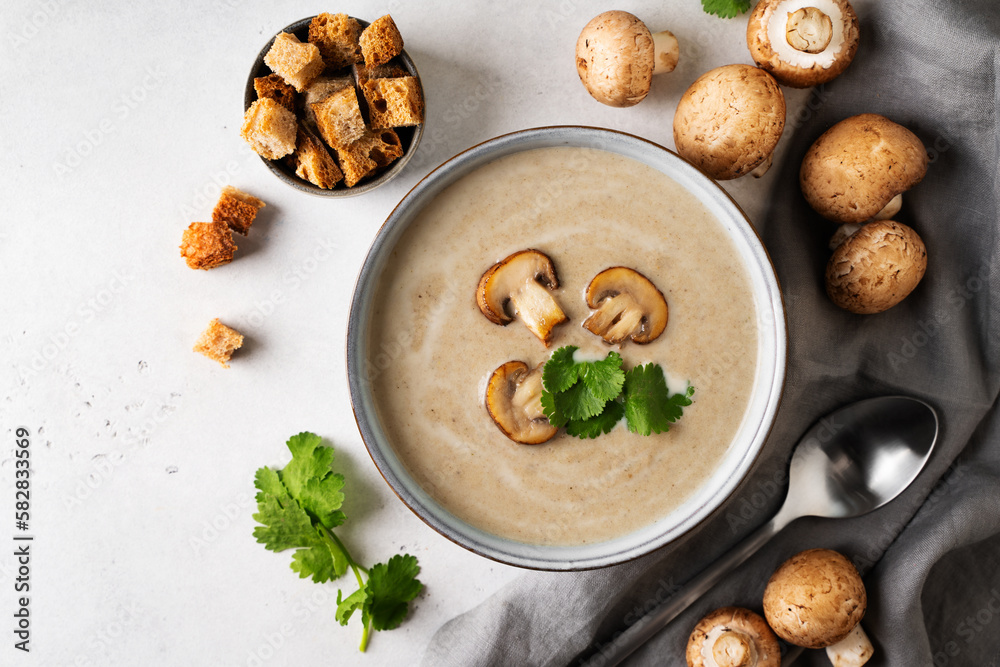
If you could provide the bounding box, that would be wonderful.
[0,2,813,664]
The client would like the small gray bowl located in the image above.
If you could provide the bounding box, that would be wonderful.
[347,127,787,570]
[244,16,424,197]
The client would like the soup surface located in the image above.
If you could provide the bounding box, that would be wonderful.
[367,146,758,546]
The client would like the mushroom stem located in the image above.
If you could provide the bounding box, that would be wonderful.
[786,7,834,53]
[872,193,903,220]
[828,222,863,250]
[508,282,567,345]
[709,629,758,667]
[749,153,774,179]
[651,30,680,74]
[584,294,644,344]
[511,367,546,420]
[825,623,874,667]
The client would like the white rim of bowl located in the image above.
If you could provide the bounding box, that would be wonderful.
[347,126,787,571]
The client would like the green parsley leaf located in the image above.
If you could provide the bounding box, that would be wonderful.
[623,365,694,436]
[701,0,751,18]
[365,554,423,631]
[542,345,582,393]
[565,400,625,439]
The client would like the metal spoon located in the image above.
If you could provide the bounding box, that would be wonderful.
[584,395,939,667]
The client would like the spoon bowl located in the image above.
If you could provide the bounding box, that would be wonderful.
[581,395,939,666]
[778,396,939,523]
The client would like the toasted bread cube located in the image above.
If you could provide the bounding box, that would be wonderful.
[264,32,325,92]
[212,186,266,236]
[193,319,244,368]
[360,15,404,68]
[308,13,362,70]
[253,74,296,111]
[352,61,408,84]
[362,76,424,128]
[335,140,377,186]
[312,86,366,149]
[336,128,404,187]
[180,222,236,270]
[289,128,344,189]
[241,98,297,159]
[302,75,353,129]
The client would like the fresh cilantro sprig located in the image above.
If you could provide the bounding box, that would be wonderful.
[702,0,752,18]
[540,346,693,439]
[253,432,422,652]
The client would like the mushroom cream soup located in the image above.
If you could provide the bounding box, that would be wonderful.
[367,147,758,546]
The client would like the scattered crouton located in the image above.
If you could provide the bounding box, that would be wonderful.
[212,186,266,236]
[193,319,244,368]
[360,15,404,68]
[312,86,367,149]
[180,222,237,270]
[363,76,424,128]
[241,98,297,159]
[308,13,363,70]
[264,32,325,92]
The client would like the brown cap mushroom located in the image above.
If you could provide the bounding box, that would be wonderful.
[826,220,927,314]
[747,0,860,88]
[583,267,668,345]
[686,607,781,667]
[801,114,928,224]
[485,361,557,445]
[477,249,568,346]
[673,65,786,180]
[576,11,679,107]
[763,549,873,666]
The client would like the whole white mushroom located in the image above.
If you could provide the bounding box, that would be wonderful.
[763,549,874,666]
[576,11,679,107]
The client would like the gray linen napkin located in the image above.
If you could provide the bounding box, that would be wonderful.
[421,0,1000,665]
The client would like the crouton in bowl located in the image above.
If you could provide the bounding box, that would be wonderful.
[243,15,424,197]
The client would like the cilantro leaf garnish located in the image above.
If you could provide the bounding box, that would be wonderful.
[560,379,612,421]
[579,351,625,400]
[565,399,625,439]
[541,348,625,426]
[539,347,693,440]
[542,345,583,393]
[623,365,695,436]
[253,432,422,652]
[701,0,751,18]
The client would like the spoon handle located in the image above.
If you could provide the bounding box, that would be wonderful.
[585,517,784,667]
